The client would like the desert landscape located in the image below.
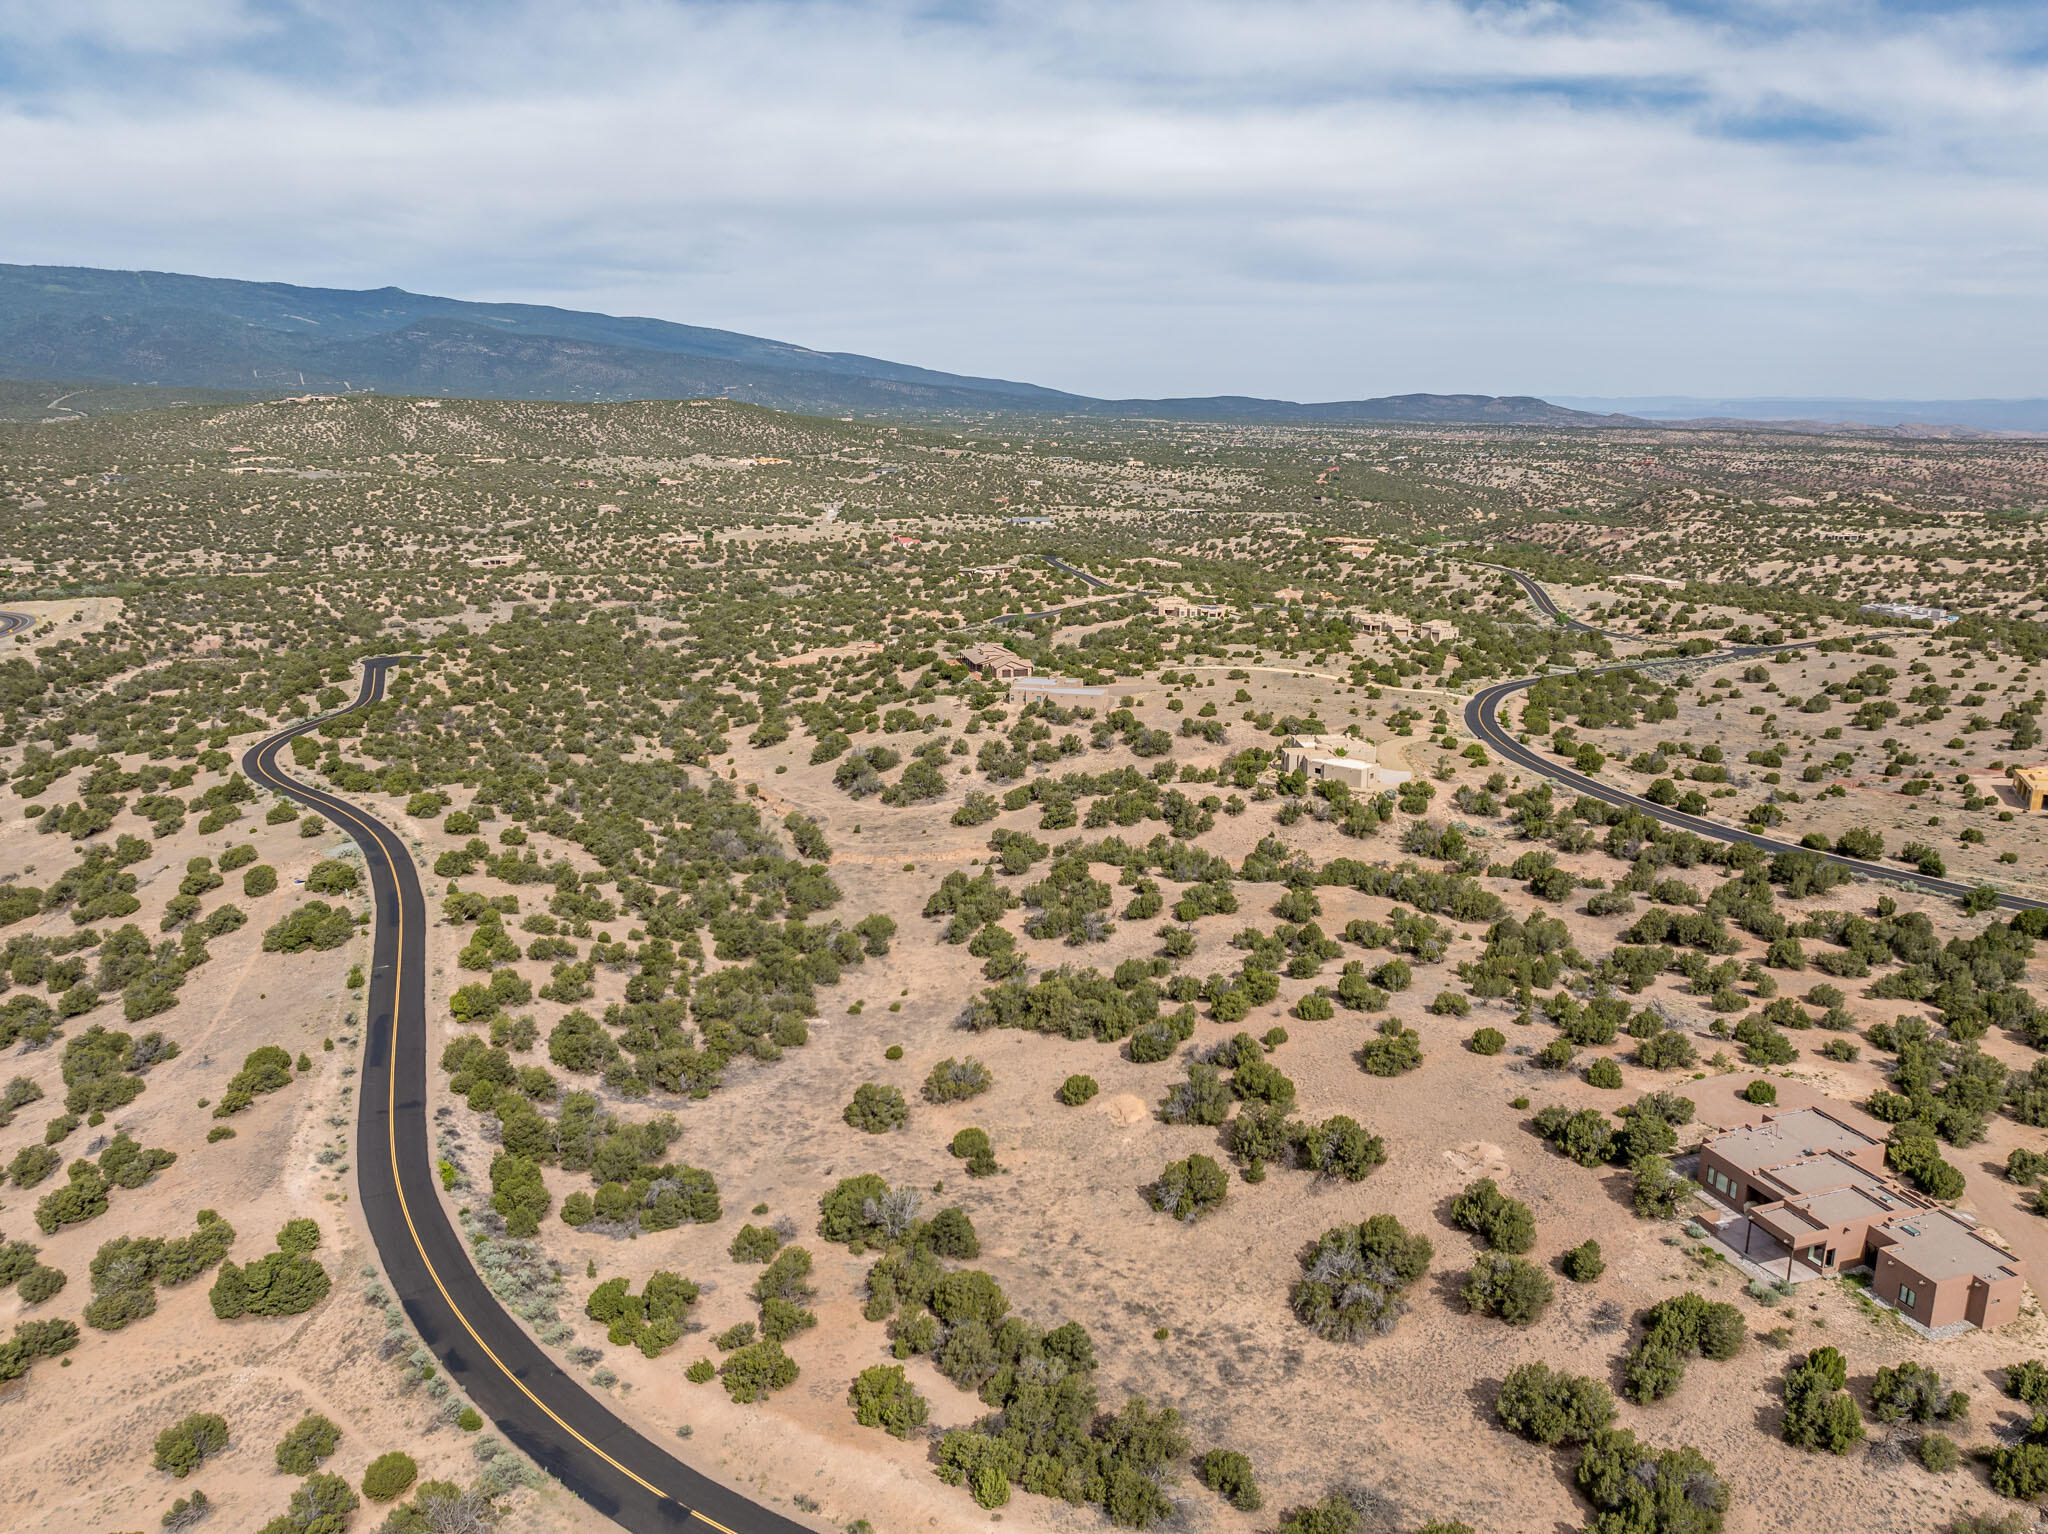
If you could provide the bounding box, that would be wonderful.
[0,388,2044,1534]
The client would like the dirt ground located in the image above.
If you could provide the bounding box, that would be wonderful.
[0,769,603,1534]
[373,658,2048,1534]
[8,624,2048,1534]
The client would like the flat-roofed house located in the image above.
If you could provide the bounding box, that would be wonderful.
[1351,610,1421,641]
[1275,734,1411,790]
[1696,1107,2025,1331]
[1871,1211,2026,1332]
[2009,763,2048,813]
[961,642,1032,681]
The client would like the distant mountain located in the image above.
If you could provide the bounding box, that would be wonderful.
[1551,395,2048,435]
[0,262,1625,426]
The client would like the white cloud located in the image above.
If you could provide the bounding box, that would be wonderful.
[0,0,2043,396]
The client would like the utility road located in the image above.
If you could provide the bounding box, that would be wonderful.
[245,659,814,1534]
[1461,583,2047,913]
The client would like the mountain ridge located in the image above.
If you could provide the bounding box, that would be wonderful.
[0,262,1627,426]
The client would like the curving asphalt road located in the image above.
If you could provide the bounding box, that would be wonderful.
[245,660,815,1534]
[1461,561,1630,640]
[1460,584,2048,914]
[0,610,36,639]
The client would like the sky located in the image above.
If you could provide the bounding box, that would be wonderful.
[1,0,2044,400]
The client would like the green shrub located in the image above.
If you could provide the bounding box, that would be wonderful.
[843,1083,909,1133]
[256,1473,357,1534]
[1918,1431,1960,1474]
[1466,1027,1505,1055]
[849,1363,931,1438]
[260,900,354,952]
[154,1412,229,1478]
[1146,1154,1228,1222]
[922,1056,994,1103]
[17,1263,65,1304]
[1461,1253,1554,1326]
[1357,1020,1422,1076]
[1448,1178,1535,1253]
[362,1450,419,1502]
[488,1151,549,1235]
[7,1143,60,1187]
[1781,1346,1864,1454]
[587,1269,701,1356]
[274,1412,342,1474]
[1196,1448,1262,1511]
[1586,1057,1623,1089]
[720,1338,800,1402]
[210,1250,330,1319]
[1562,1239,1605,1283]
[1058,1073,1099,1105]
[1495,1361,1615,1445]
[214,1044,294,1116]
[276,1218,321,1257]
[728,1223,784,1262]
[948,1126,1000,1176]
[1991,1441,2048,1500]
[1742,1078,1777,1105]
[1290,1215,1431,1340]
[1622,1292,1744,1403]
[1575,1428,1726,1531]
[0,1315,79,1382]
[1275,1494,1359,1534]
[305,859,360,895]
[686,1358,716,1383]
[243,864,278,897]
[1869,1361,1967,1424]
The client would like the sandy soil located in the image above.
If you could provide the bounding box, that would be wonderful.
[0,770,603,1534]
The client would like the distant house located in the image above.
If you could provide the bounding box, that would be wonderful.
[1152,596,1226,620]
[1275,735,1410,790]
[2010,763,2048,812]
[1008,677,1107,702]
[961,642,1032,681]
[1351,611,1416,640]
[1697,1107,2024,1333]
[1860,601,1961,626]
[1418,619,1459,644]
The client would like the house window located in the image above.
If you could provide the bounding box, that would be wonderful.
[1899,1285,1918,1311]
[1808,1245,1826,1265]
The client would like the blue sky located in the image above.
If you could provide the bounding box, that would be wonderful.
[0,0,2043,399]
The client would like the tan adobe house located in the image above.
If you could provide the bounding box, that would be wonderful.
[1697,1107,2024,1333]
[2008,763,2048,813]
[1349,611,1456,644]
[1275,734,1412,791]
[960,642,1032,681]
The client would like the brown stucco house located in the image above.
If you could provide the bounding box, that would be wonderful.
[1696,1107,2024,1333]
[960,642,1032,681]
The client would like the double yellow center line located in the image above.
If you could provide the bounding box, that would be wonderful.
[251,674,737,1534]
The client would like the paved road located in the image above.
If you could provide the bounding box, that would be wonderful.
[245,660,815,1534]
[1463,561,1630,640]
[0,610,36,638]
[1034,552,1118,588]
[1460,605,2048,914]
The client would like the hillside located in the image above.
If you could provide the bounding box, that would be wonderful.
[0,262,1626,426]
